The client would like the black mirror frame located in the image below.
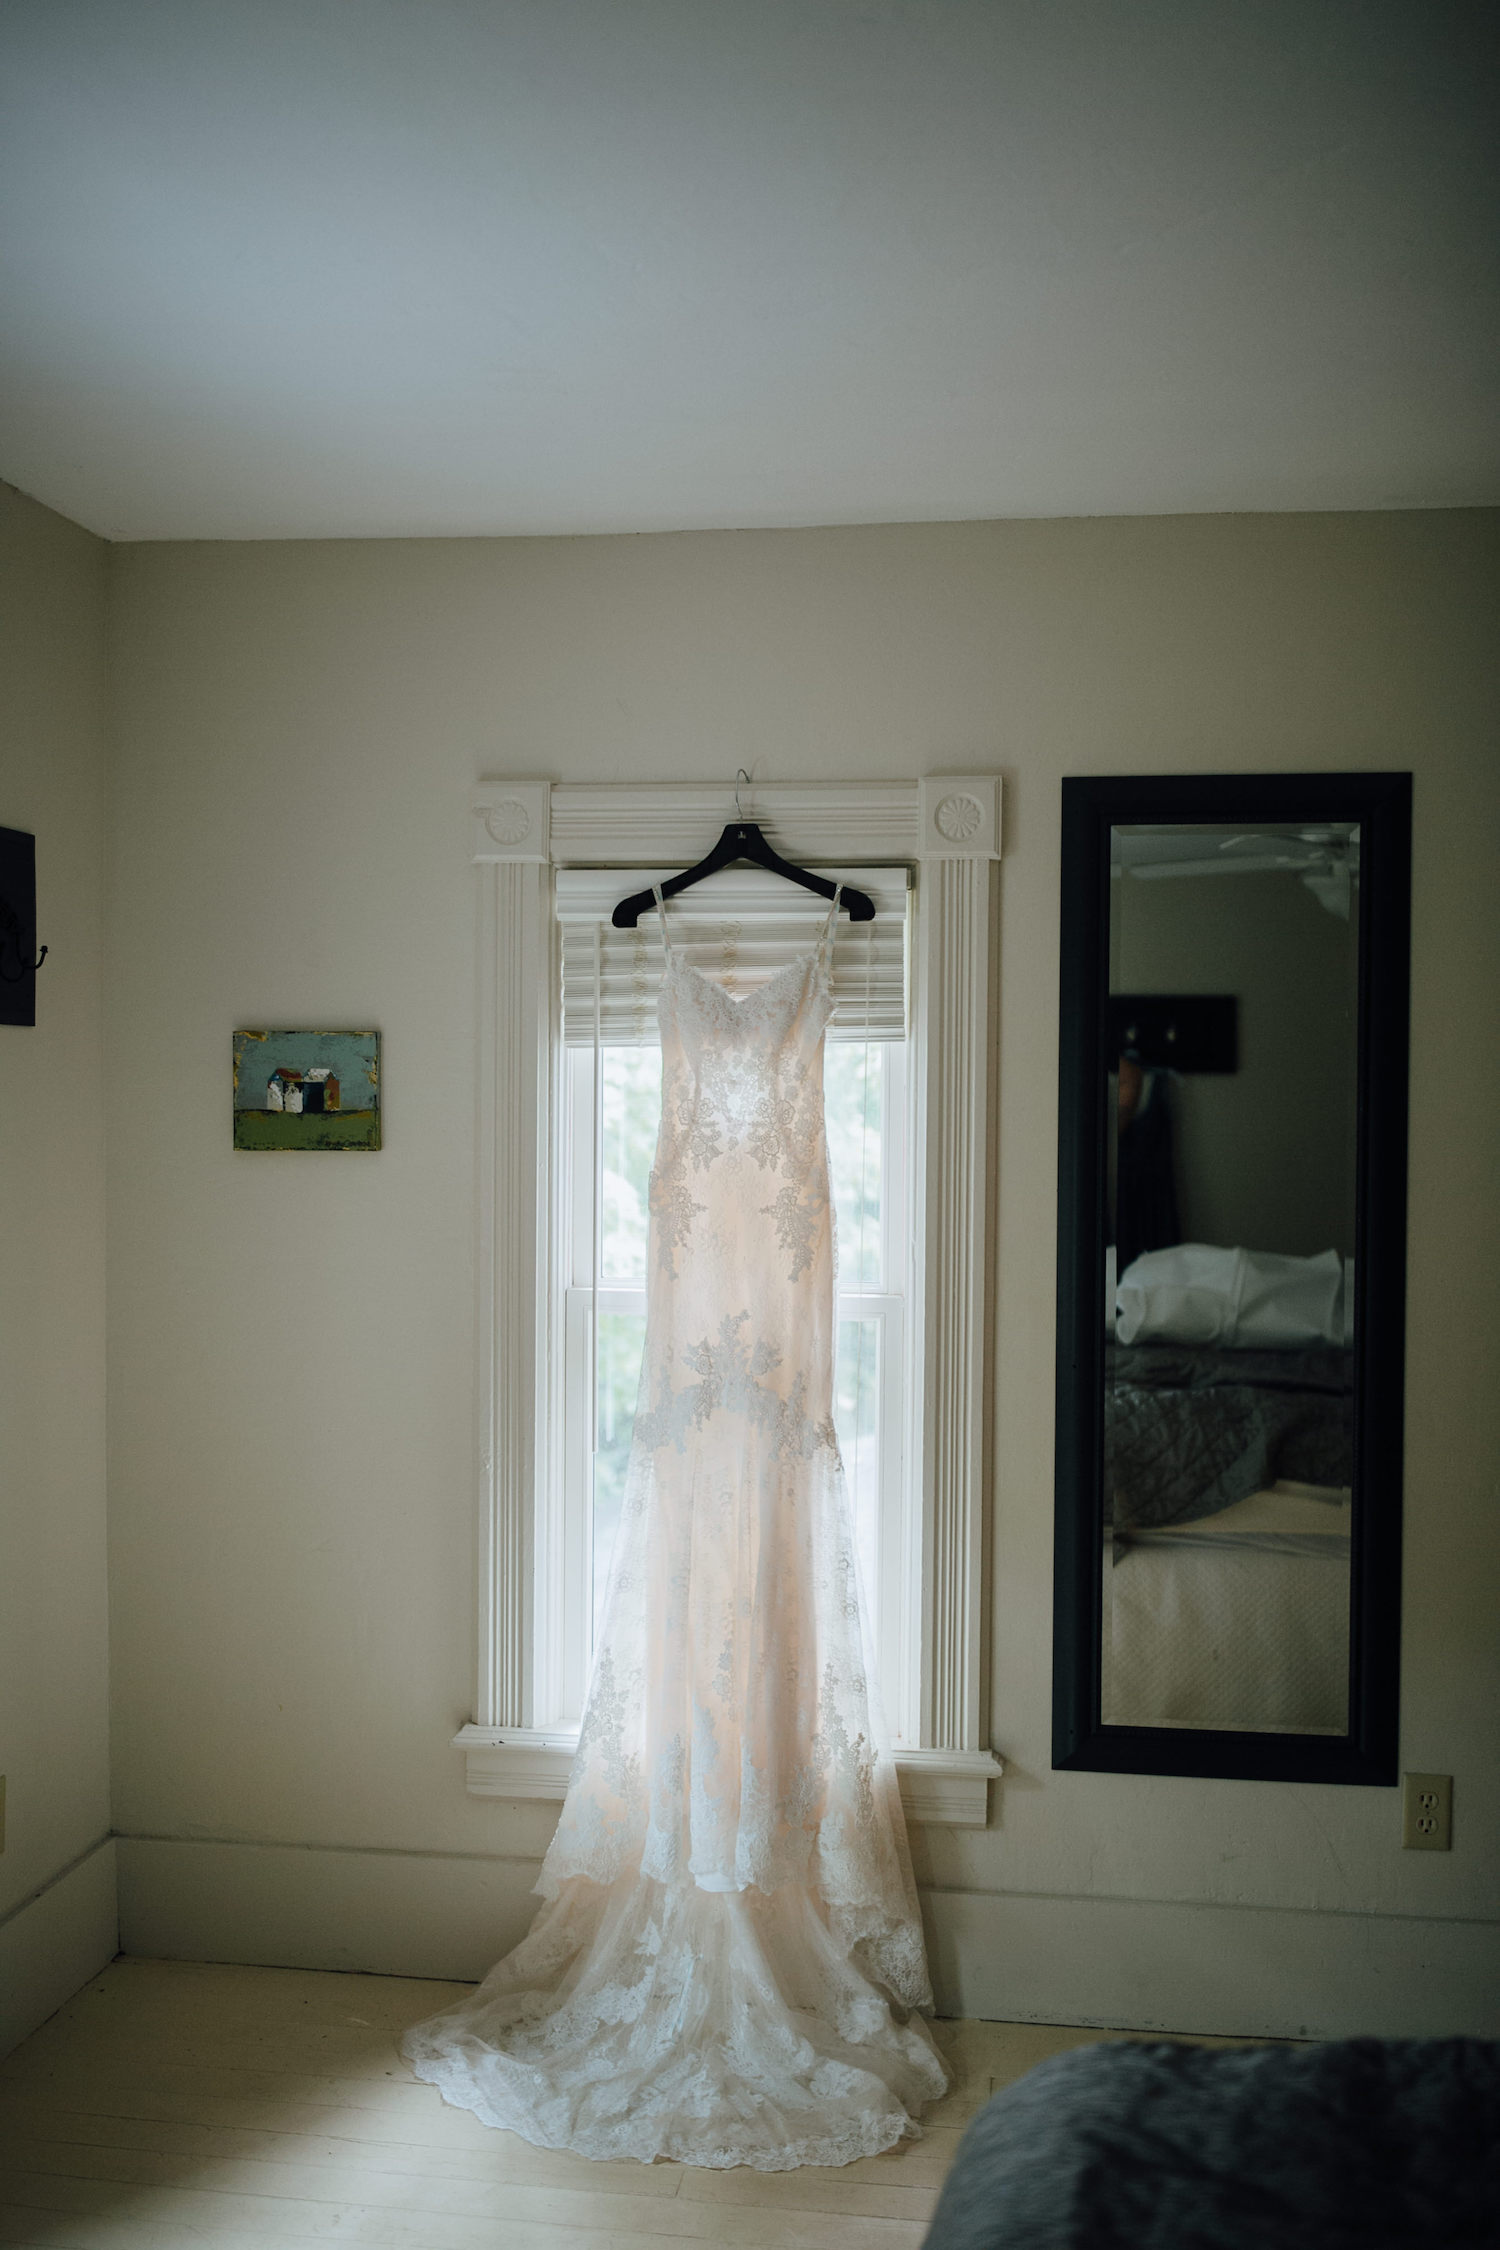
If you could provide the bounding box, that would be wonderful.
[1052,772,1411,1785]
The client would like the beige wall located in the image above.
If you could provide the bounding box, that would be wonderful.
[0,487,117,2050]
[103,511,1500,2034]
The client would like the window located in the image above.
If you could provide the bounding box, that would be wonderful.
[461,778,1003,1825]
[552,871,909,1730]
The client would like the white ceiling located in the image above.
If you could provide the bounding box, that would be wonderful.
[2,1,1496,540]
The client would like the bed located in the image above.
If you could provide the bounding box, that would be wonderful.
[922,2037,1500,2249]
[1100,1337,1354,1733]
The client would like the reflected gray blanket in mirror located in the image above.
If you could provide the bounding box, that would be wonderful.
[1105,1343,1352,1529]
[922,2038,1500,2250]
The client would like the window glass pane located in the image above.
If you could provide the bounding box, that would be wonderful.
[835,1316,881,1606]
[825,1044,884,1289]
[598,1040,882,1286]
[600,1048,661,1282]
[592,1307,646,1634]
[587,1039,891,1647]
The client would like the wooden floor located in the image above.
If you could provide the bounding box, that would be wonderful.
[0,1959,1257,2248]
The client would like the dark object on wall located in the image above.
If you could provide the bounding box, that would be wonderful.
[1108,992,1237,1072]
[1054,771,1410,1786]
[0,826,47,1026]
[922,2037,1500,2249]
[1113,1069,1180,1274]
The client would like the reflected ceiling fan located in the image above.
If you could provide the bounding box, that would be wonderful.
[1119,825,1360,918]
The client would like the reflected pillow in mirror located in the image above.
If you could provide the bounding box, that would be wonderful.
[1116,1244,1351,1350]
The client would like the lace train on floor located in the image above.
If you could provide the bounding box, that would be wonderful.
[400,1871,948,2170]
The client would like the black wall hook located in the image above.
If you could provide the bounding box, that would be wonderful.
[0,914,46,982]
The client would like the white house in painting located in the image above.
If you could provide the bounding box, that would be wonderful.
[267,1065,340,1115]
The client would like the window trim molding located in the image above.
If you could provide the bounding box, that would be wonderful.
[462,776,1004,1827]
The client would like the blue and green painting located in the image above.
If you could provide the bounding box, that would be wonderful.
[233,1029,381,1151]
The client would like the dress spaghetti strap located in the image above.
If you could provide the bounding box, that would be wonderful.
[814,884,845,993]
[652,882,674,959]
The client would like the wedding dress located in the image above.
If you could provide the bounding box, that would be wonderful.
[402,887,947,2168]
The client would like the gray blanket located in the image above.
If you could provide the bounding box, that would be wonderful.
[1105,1344,1353,1529]
[923,2037,1500,2250]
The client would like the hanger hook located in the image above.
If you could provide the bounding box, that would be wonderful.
[735,767,751,821]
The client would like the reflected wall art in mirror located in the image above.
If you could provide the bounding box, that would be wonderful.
[1053,774,1411,1784]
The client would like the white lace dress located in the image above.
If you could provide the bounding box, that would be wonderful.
[402,889,947,2168]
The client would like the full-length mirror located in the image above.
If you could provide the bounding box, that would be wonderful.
[1054,774,1410,1784]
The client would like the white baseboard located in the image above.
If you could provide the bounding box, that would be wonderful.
[116,1836,545,1983]
[115,1835,1500,2042]
[0,1837,118,2059]
[925,1885,1500,2043]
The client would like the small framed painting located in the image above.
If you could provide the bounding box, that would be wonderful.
[233,1029,381,1151]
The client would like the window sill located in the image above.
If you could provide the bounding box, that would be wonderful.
[452,1725,1003,1829]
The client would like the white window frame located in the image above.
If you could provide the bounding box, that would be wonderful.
[456,777,1004,1826]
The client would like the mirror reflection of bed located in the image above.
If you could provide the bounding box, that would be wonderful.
[1101,822,1360,1734]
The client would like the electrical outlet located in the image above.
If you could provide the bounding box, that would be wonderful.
[1402,1772,1452,1850]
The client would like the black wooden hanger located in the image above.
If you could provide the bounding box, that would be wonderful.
[611,773,876,928]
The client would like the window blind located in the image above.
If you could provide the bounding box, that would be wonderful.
[557,866,910,1044]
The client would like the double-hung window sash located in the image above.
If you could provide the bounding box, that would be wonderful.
[554,865,911,1725]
